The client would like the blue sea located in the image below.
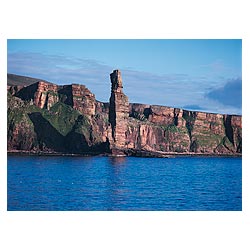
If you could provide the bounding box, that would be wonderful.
[7,155,242,211]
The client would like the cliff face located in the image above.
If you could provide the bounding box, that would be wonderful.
[7,72,242,156]
[127,104,242,154]
[108,70,130,154]
[7,78,110,154]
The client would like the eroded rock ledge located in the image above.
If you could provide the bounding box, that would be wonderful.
[7,71,242,157]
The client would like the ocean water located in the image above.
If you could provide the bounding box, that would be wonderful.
[7,155,242,211]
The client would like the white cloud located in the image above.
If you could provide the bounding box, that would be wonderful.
[8,52,242,115]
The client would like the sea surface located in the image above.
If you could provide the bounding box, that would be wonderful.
[7,155,242,211]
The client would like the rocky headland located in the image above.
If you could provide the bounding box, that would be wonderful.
[7,71,242,157]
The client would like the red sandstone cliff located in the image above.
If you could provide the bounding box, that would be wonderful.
[128,104,241,155]
[7,72,242,156]
[108,70,130,155]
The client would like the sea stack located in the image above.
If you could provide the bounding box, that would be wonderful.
[108,70,129,155]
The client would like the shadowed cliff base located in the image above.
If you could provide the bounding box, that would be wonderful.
[25,112,110,155]
[28,112,65,152]
[7,71,242,157]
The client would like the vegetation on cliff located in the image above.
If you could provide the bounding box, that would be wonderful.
[7,73,242,156]
[8,91,108,154]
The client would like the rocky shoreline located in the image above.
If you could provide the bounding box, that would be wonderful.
[7,150,242,158]
[7,71,242,157]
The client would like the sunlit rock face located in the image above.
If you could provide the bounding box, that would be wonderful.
[7,72,242,156]
[108,70,129,154]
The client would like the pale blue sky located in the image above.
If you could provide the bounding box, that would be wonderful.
[7,39,242,114]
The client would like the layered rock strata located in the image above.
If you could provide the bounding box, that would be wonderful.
[7,78,109,154]
[7,72,242,156]
[128,104,242,154]
[108,70,129,154]
[14,81,97,115]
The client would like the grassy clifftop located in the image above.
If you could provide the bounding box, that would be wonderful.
[7,73,48,86]
[7,93,108,154]
[7,73,242,156]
